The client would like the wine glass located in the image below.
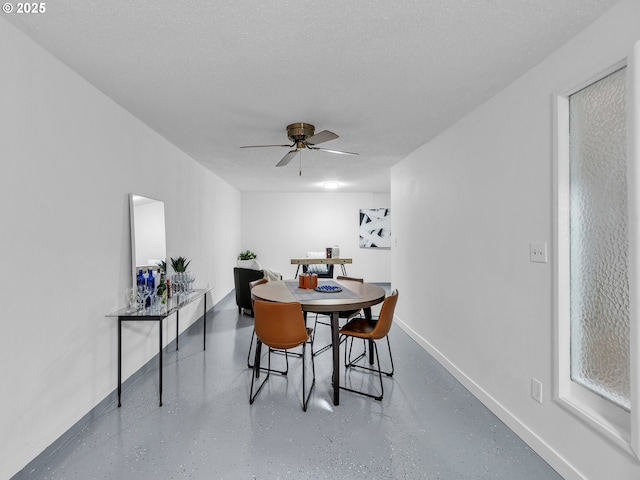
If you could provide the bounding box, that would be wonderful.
[172,273,184,299]
[141,283,155,310]
[125,287,138,311]
[148,290,161,313]
[187,271,195,292]
[136,284,147,310]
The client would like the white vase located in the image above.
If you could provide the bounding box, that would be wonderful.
[237,259,261,270]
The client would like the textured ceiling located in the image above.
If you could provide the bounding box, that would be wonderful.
[5,0,619,192]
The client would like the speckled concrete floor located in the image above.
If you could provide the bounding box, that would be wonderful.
[18,290,563,480]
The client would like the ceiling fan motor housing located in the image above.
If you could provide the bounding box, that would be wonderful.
[287,122,315,144]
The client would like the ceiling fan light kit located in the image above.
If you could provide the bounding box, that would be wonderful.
[240,122,358,168]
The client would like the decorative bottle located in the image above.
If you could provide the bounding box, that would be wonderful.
[157,272,167,303]
[146,268,155,307]
[136,269,145,309]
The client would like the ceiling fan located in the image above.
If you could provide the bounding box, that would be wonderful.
[240,122,358,167]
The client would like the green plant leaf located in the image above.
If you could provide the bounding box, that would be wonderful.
[170,256,192,272]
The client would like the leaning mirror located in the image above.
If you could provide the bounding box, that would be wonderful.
[129,194,167,286]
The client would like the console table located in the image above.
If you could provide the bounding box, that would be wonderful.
[290,257,352,277]
[106,287,213,407]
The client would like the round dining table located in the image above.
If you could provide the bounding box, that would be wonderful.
[251,278,386,405]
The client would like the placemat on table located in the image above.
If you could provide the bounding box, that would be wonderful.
[285,280,362,301]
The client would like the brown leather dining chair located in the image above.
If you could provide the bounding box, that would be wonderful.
[249,300,316,411]
[338,289,398,401]
[246,278,275,371]
[248,278,303,374]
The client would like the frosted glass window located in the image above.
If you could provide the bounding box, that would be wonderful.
[569,67,629,410]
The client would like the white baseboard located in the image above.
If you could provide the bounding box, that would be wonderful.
[394,315,584,480]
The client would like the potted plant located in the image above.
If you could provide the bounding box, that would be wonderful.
[170,256,194,293]
[237,250,260,269]
[238,250,257,261]
[170,256,192,273]
[156,260,167,274]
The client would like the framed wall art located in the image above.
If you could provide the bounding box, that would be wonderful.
[359,208,391,248]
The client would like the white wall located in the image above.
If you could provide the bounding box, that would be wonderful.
[391,1,640,478]
[0,19,241,479]
[241,192,391,282]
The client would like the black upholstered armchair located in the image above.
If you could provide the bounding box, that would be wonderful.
[234,267,265,315]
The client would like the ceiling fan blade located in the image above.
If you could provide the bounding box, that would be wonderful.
[305,130,338,145]
[276,150,299,167]
[240,144,293,149]
[308,146,359,156]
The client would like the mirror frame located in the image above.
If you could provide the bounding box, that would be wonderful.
[129,194,167,286]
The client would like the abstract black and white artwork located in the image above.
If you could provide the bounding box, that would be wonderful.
[359,208,391,248]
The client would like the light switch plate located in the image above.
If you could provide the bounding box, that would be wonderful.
[531,378,543,403]
[530,242,548,263]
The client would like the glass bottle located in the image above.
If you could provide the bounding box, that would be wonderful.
[136,269,145,308]
[146,268,155,307]
[157,272,167,303]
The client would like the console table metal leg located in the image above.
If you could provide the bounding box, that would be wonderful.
[175,310,179,350]
[331,311,340,406]
[203,294,207,350]
[159,320,163,407]
[118,318,122,407]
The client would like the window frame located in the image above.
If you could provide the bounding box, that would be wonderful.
[553,42,639,459]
